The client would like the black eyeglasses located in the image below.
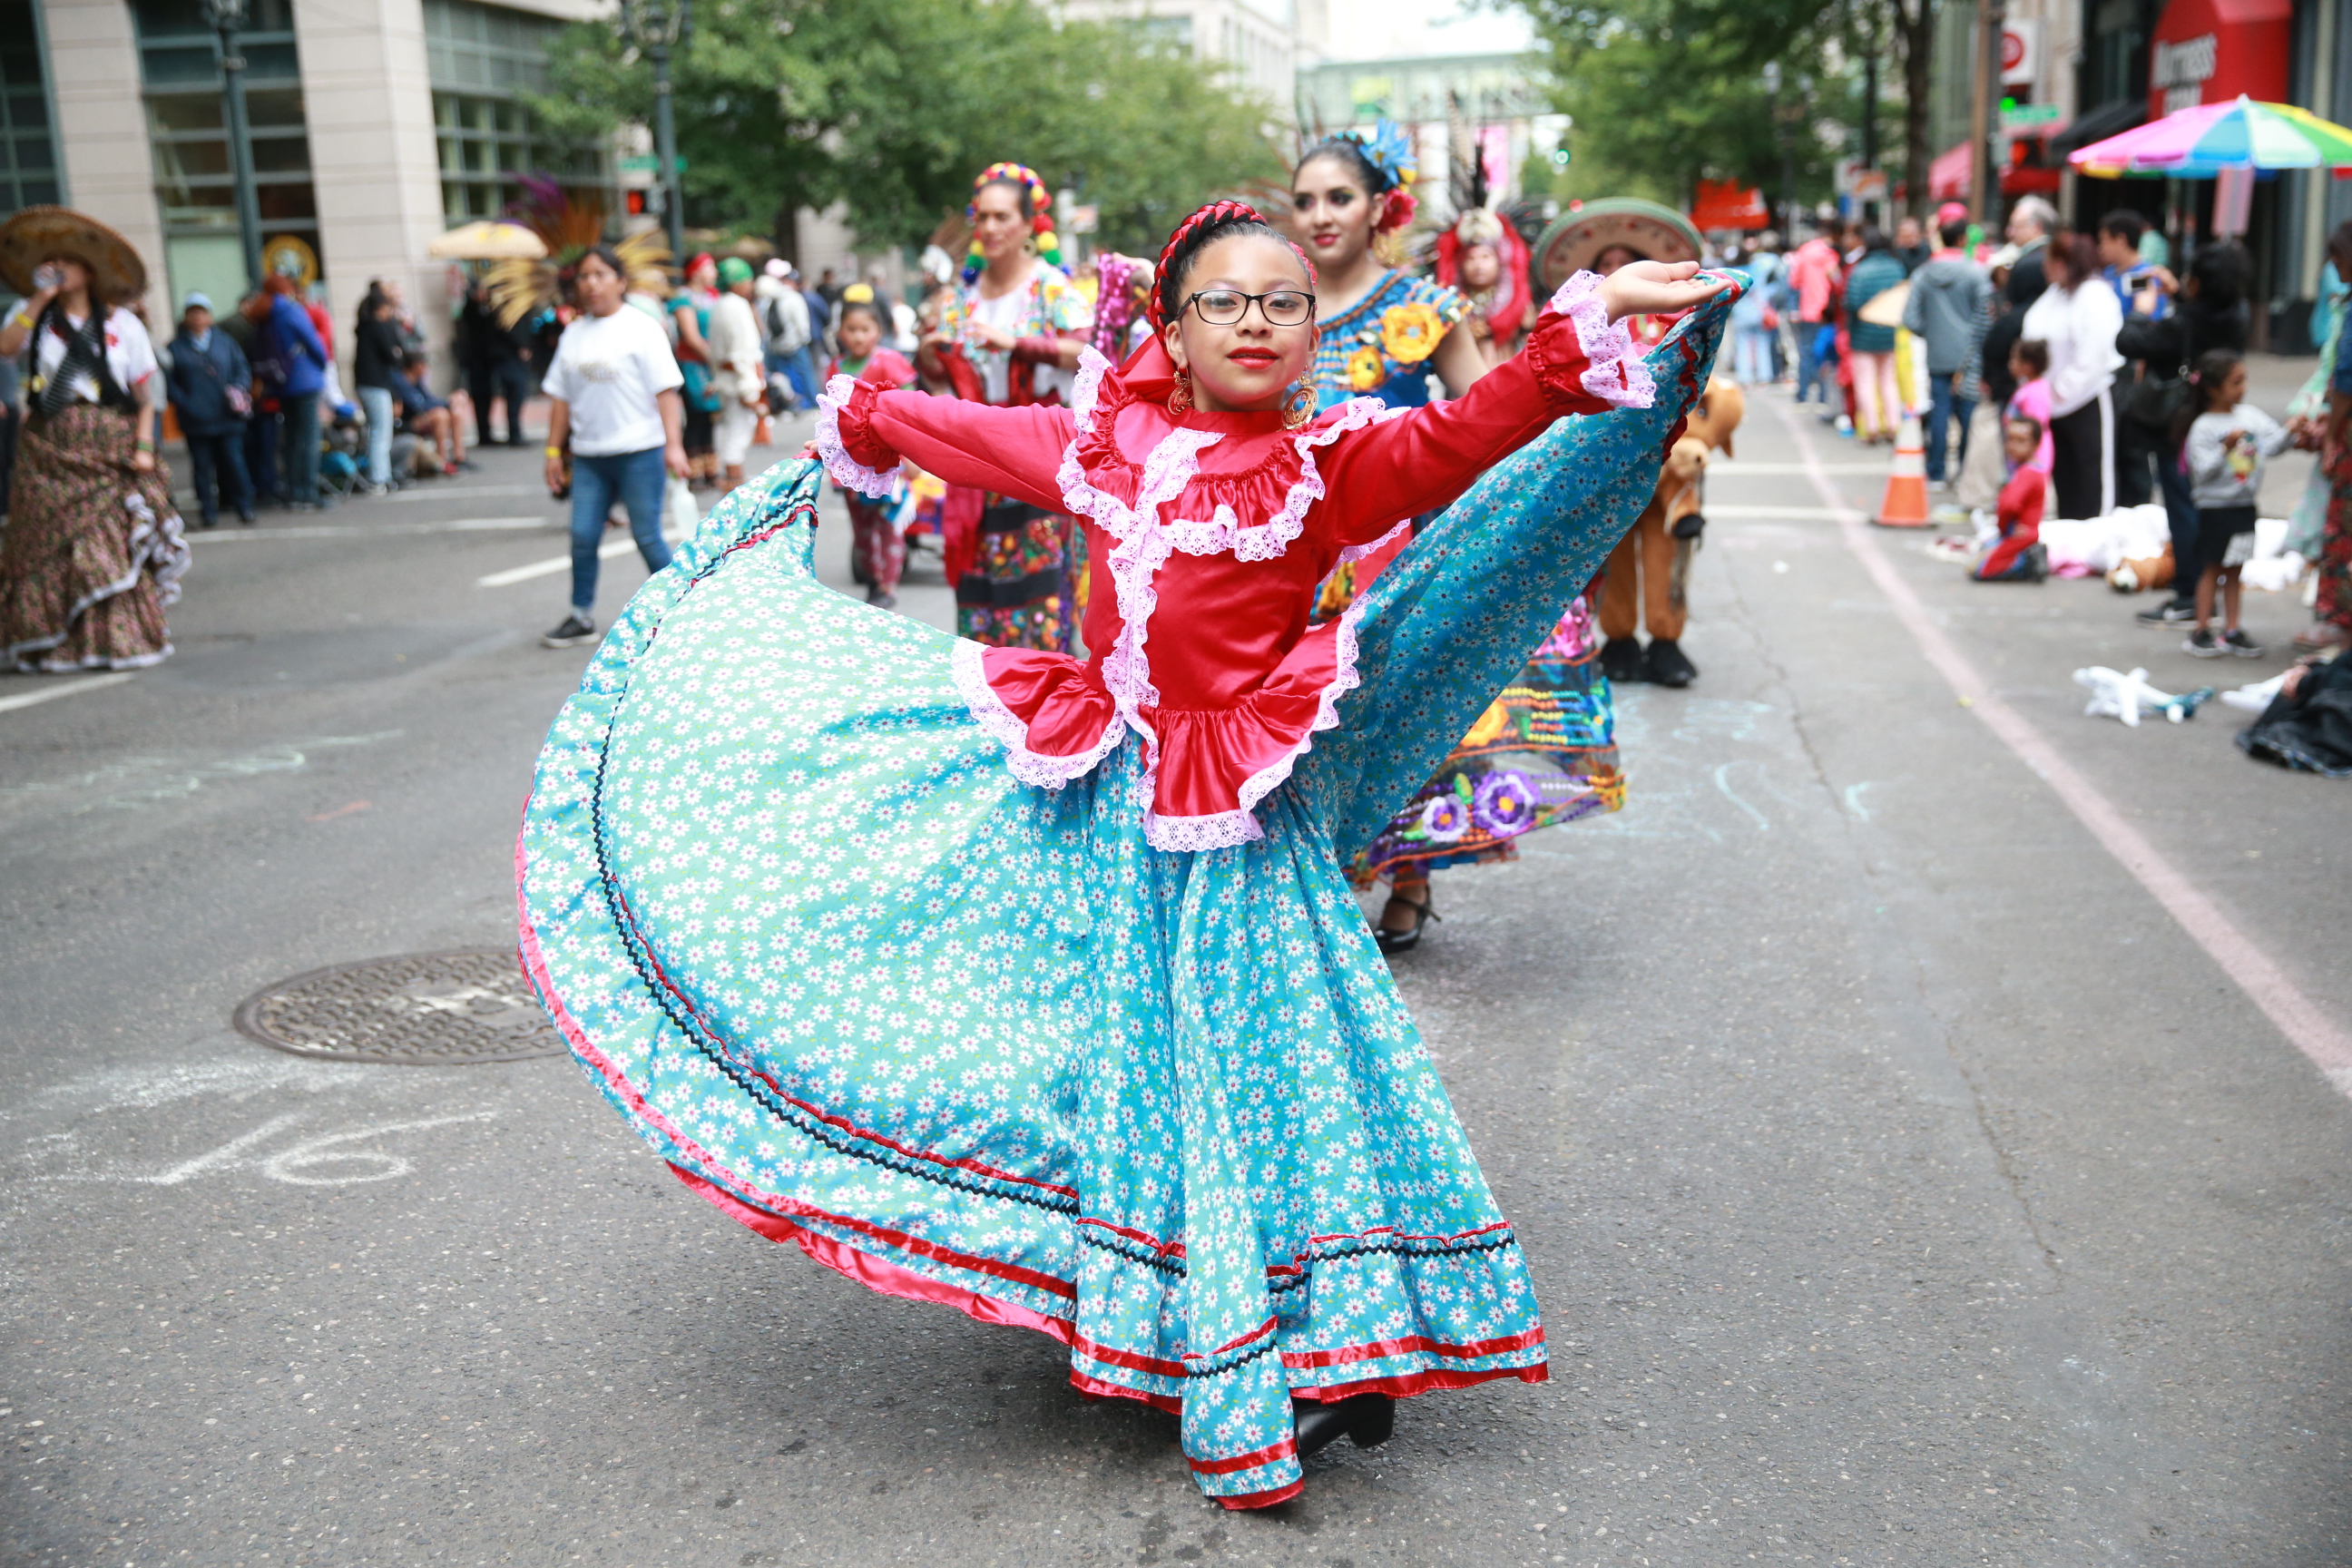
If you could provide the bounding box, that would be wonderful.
[1182,288,1316,328]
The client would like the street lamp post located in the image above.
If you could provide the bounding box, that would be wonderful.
[618,0,691,263]
[202,0,264,290]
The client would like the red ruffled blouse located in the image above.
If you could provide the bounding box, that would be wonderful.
[814,272,1652,851]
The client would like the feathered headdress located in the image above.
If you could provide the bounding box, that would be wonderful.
[482,175,671,329]
[1434,205,1533,344]
[963,162,1062,285]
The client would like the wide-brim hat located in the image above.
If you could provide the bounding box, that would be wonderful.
[1531,199,1702,295]
[0,207,148,303]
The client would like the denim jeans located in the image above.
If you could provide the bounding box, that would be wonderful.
[358,385,395,486]
[569,445,671,613]
[1733,324,1776,387]
[281,392,323,505]
[1925,375,1975,483]
[2155,438,2199,603]
[780,347,818,406]
[1795,321,1830,404]
[185,431,251,523]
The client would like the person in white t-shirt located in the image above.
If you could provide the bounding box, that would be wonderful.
[0,212,190,671]
[538,245,690,649]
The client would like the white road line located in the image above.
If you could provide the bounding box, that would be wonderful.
[187,515,552,543]
[475,529,687,588]
[1712,460,1889,475]
[1773,397,2352,1096]
[0,671,135,714]
[384,483,547,503]
[1707,505,1845,520]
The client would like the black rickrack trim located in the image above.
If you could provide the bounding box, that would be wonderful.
[1183,1334,1280,1380]
[1302,1231,1521,1270]
[585,485,1080,1223]
[1080,1228,1187,1278]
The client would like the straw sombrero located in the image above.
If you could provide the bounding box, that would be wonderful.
[0,207,148,303]
[1531,199,1702,295]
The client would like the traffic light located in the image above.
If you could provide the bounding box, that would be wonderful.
[625,189,648,216]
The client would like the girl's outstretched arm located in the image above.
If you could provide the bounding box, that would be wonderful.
[813,376,1073,514]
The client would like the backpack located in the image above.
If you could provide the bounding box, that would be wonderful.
[764,291,808,356]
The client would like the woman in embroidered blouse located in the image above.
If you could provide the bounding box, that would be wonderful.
[520,198,1730,1511]
[1292,125,1485,410]
[916,162,1094,652]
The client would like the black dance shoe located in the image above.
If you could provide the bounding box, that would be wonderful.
[1293,1393,1396,1460]
[1643,638,1698,688]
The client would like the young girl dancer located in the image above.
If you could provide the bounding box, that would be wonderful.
[519,200,1731,1508]
[824,286,916,607]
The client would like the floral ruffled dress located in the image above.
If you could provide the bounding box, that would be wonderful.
[1309,269,1467,412]
[517,275,1734,1506]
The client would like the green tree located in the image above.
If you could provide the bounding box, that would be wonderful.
[534,0,1284,255]
[1517,0,1871,219]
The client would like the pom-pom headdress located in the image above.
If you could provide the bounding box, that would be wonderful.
[963,162,1062,284]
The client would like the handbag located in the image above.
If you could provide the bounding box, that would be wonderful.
[2124,359,2190,433]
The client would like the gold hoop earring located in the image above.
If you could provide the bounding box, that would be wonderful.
[1281,374,1317,429]
[1167,366,1193,416]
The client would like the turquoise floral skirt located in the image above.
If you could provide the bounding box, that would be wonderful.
[518,296,1730,1505]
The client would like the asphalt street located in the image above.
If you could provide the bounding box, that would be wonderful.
[3,377,2347,1568]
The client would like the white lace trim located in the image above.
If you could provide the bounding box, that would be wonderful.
[1067,347,1112,436]
[1336,512,1414,566]
[812,372,897,497]
[1136,599,1367,854]
[949,638,1128,790]
[1547,270,1654,409]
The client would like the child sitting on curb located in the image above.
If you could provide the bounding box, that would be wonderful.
[1975,414,2050,581]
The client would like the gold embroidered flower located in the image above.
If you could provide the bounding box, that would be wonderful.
[1380,301,1446,364]
[1459,701,1511,749]
[1347,345,1386,391]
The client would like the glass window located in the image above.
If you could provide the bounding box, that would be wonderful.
[0,0,58,211]
[424,0,610,228]
[132,0,320,291]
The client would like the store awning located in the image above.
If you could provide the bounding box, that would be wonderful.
[1929,142,1975,201]
[2053,98,2148,157]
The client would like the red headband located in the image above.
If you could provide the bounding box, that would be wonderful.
[1147,201,1317,333]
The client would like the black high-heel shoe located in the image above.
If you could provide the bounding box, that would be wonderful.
[1374,894,1437,956]
[1293,1393,1396,1460]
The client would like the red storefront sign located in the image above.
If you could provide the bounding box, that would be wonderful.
[1690,180,1769,230]
[2147,0,2290,119]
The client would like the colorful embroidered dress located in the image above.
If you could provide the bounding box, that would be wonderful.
[1351,595,1622,881]
[517,277,1733,1508]
[1311,270,1467,411]
[938,263,1093,650]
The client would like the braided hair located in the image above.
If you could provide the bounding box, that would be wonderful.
[1148,200,1316,334]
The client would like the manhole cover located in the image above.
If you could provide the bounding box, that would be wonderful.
[233,949,566,1065]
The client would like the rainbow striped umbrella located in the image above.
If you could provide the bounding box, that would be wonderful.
[2070,96,2352,178]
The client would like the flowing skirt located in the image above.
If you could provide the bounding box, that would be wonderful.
[1350,594,1620,884]
[518,299,1730,1505]
[0,403,188,672]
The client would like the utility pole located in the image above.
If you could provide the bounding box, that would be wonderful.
[201,0,264,290]
[1971,0,2005,230]
[620,0,691,262]
[1860,7,1879,224]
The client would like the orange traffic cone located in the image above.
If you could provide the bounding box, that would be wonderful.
[1872,414,1932,527]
